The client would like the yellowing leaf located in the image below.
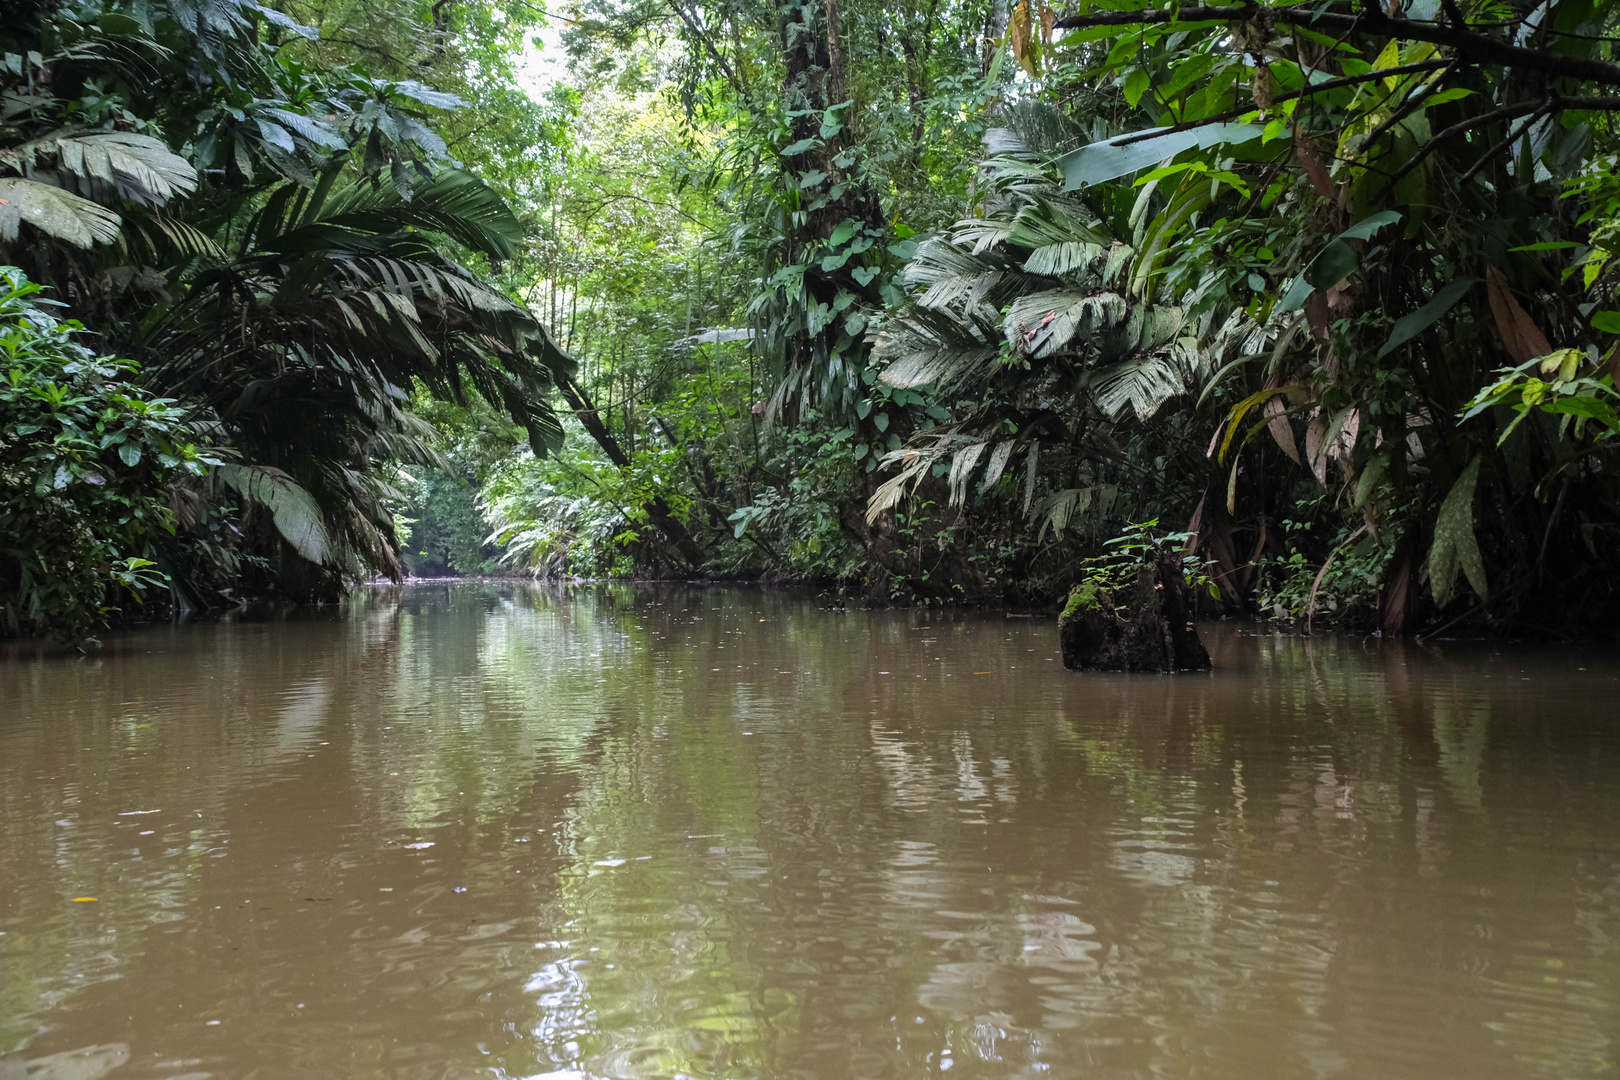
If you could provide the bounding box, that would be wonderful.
[1009,1,1039,77]
[1538,347,1582,381]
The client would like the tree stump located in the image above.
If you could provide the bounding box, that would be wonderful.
[1058,557,1211,672]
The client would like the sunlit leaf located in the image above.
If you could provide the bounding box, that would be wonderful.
[0,178,121,247]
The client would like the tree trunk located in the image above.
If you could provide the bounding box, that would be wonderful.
[1059,558,1212,672]
[981,0,1009,74]
[824,0,845,104]
[556,375,708,570]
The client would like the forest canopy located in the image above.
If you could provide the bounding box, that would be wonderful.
[4,0,1620,640]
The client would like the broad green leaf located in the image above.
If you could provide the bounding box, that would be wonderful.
[1354,449,1391,508]
[256,120,297,154]
[1123,68,1152,108]
[1276,274,1314,313]
[1428,457,1487,607]
[1372,39,1403,87]
[251,3,318,38]
[1420,88,1474,107]
[1544,395,1620,433]
[1301,215,1402,291]
[387,80,466,111]
[1055,123,1264,190]
[1307,239,1358,289]
[97,11,142,33]
[1338,209,1403,242]
[0,178,121,247]
[780,138,819,156]
[1378,276,1477,358]
[828,219,860,247]
[214,463,333,566]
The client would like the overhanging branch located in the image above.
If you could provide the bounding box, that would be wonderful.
[1053,3,1620,88]
[1111,58,1450,146]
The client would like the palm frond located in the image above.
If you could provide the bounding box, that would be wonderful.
[322,170,523,260]
[54,132,197,205]
[1092,351,1188,420]
[1005,288,1128,358]
[214,463,333,565]
[0,178,121,247]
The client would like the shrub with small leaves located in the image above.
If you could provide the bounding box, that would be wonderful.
[0,267,203,640]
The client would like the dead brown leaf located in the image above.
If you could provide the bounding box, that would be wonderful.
[1485,264,1552,363]
[1183,494,1206,558]
[1381,552,1413,635]
[1305,410,1329,485]
[1294,127,1338,203]
[1332,407,1361,461]
[1263,396,1301,464]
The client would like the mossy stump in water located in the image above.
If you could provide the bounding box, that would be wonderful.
[1058,557,1211,672]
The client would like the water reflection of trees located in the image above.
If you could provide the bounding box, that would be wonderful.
[2,590,1617,1078]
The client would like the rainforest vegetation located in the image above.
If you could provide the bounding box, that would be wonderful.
[4,0,1620,641]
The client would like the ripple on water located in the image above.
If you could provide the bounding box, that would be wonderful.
[1,585,1618,1079]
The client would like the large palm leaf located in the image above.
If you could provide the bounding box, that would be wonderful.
[137,169,570,595]
[869,102,1204,536]
[0,131,198,248]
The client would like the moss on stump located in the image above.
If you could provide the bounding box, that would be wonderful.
[1058,557,1211,673]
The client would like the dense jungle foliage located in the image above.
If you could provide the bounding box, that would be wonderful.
[4,0,1620,641]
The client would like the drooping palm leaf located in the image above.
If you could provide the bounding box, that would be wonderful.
[52,132,198,205]
[214,463,333,565]
[869,102,1208,534]
[134,168,570,589]
[0,178,122,247]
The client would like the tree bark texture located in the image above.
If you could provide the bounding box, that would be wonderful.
[1059,559,1212,672]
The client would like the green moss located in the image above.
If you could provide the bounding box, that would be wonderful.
[1059,580,1104,626]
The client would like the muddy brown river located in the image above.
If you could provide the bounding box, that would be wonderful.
[2,584,1618,1079]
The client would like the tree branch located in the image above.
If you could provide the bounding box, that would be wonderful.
[1111,58,1450,145]
[668,1,747,100]
[1052,3,1620,88]
[1372,98,1542,198]
[1455,101,1550,184]
[1349,58,1459,154]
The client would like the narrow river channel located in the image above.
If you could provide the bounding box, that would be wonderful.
[3,584,1618,1079]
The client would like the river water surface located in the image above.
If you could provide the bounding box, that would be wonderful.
[2,584,1618,1079]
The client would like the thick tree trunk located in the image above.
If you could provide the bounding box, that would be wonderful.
[777,0,885,248]
[1059,558,1211,672]
[824,0,845,104]
[981,0,1009,74]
